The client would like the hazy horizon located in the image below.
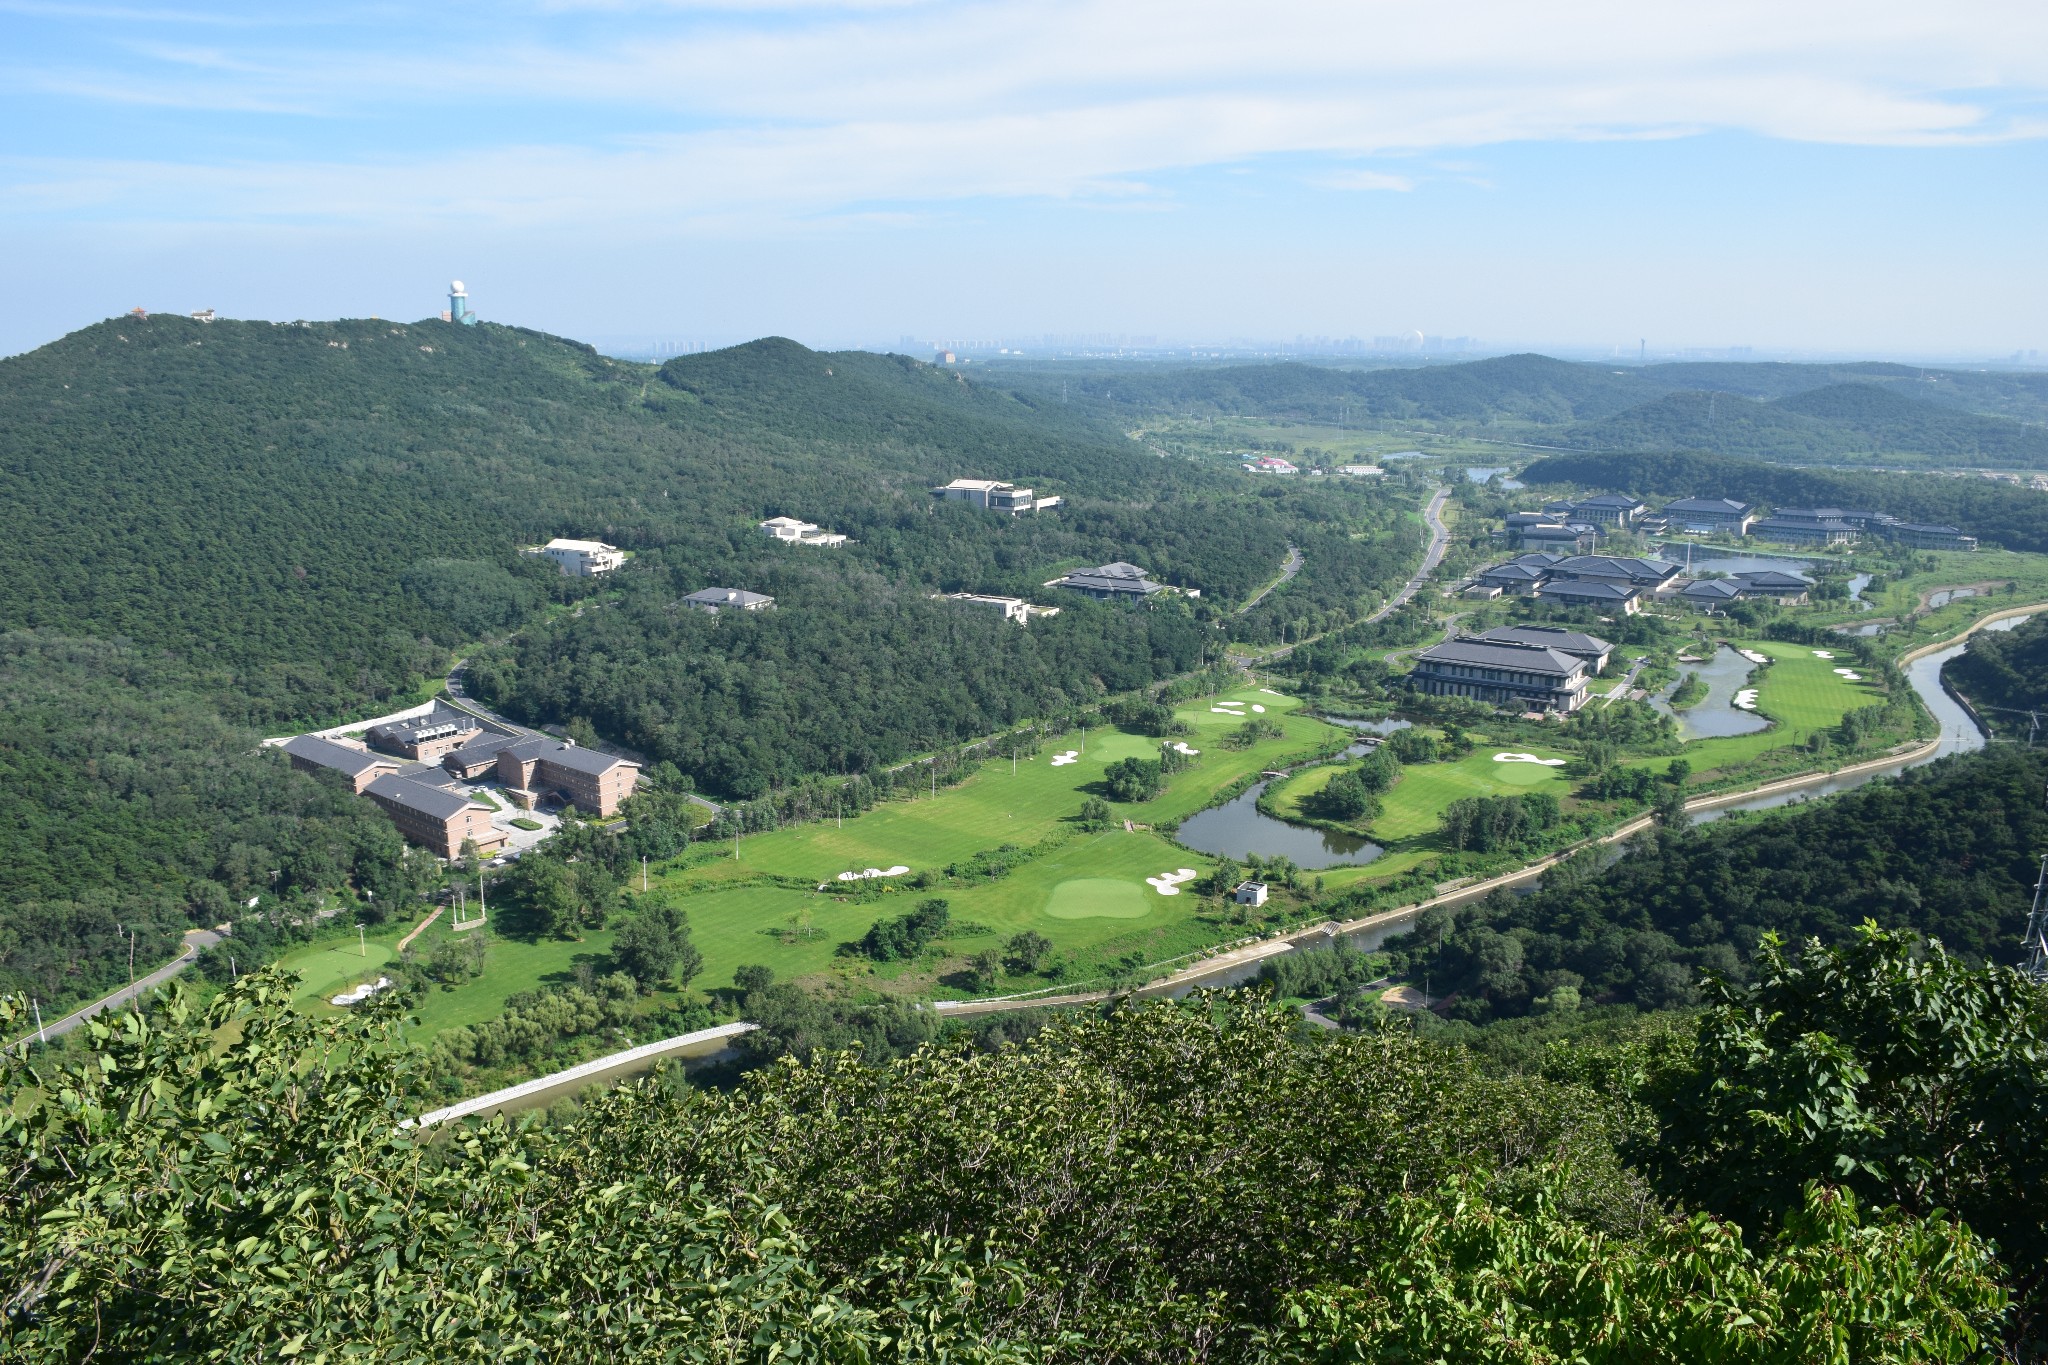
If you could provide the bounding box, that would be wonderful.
[4,2,2045,360]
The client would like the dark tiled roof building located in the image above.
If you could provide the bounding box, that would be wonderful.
[1409,639,1592,712]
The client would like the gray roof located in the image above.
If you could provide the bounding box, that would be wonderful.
[1734,569,1813,589]
[683,586,774,609]
[1538,579,1639,601]
[1474,625,1613,656]
[365,773,479,820]
[446,732,525,762]
[368,706,478,747]
[1577,493,1646,509]
[1771,507,1852,522]
[539,743,637,778]
[1891,522,1965,535]
[1680,578,1742,599]
[1663,497,1751,515]
[282,734,394,777]
[1550,554,1679,583]
[1058,562,1164,595]
[1417,640,1584,677]
[1480,563,1549,582]
[499,736,555,761]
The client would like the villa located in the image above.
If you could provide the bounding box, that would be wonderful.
[931,479,1063,513]
[760,516,849,547]
[938,592,1062,624]
[683,587,775,613]
[1661,497,1756,535]
[1049,561,1167,599]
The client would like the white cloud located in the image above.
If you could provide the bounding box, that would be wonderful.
[6,0,2047,226]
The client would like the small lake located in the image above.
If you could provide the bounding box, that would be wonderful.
[1648,645,1772,739]
[1847,573,1872,602]
[1324,715,1415,736]
[1175,777,1385,870]
[1927,587,1980,608]
[1466,466,1525,488]
[1655,545,1817,577]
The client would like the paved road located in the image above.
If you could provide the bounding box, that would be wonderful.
[1238,544,1304,614]
[1600,654,1649,707]
[14,928,221,1046]
[1364,485,1452,626]
[1256,485,1449,663]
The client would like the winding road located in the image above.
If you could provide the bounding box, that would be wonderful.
[9,928,221,1047]
[1257,485,1450,663]
[1238,544,1304,614]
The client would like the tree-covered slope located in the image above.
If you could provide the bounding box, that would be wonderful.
[1385,746,2048,1021]
[1518,449,2048,552]
[1558,382,2048,466]
[0,317,1346,728]
[0,633,419,1015]
[1640,358,2048,423]
[1947,611,2048,737]
[1025,352,1658,423]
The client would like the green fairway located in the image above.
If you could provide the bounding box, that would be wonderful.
[398,926,621,1033]
[1367,748,1573,842]
[1663,640,1880,773]
[1045,877,1153,919]
[639,687,1339,994]
[281,940,395,1008]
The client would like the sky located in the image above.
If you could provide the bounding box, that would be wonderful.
[3,0,2046,359]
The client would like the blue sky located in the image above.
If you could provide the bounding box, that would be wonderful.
[3,0,2045,357]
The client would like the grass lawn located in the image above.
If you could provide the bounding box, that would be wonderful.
[396,923,621,1033]
[1661,640,1880,774]
[280,938,397,1010]
[1368,747,1573,842]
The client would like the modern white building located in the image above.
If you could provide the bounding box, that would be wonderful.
[527,538,625,576]
[760,516,849,547]
[682,587,775,614]
[930,479,1063,513]
[1235,881,1269,907]
[937,592,1062,624]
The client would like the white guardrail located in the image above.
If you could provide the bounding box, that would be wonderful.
[414,1020,756,1127]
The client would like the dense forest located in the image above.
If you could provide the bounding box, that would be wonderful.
[1946,611,2048,739]
[1557,383,2048,468]
[5,930,2040,1359]
[1383,746,2048,1020]
[1519,449,2048,553]
[0,634,421,1016]
[0,318,1406,729]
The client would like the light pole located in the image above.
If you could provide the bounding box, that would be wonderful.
[356,923,366,957]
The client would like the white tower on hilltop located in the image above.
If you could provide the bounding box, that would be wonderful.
[448,280,476,326]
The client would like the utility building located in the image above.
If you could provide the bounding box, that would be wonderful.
[528,538,626,576]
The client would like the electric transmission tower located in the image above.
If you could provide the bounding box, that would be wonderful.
[2024,853,2048,984]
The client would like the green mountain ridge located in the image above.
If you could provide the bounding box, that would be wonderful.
[1558,382,2048,467]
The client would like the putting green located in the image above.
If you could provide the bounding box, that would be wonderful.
[284,941,395,1007]
[1488,760,1559,787]
[1043,877,1152,920]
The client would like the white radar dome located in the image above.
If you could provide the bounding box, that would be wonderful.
[450,280,466,293]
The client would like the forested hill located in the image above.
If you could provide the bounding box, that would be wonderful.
[0,317,1340,727]
[1387,745,2048,1021]
[1557,382,2048,468]
[1947,611,2048,739]
[1518,450,2048,554]
[1015,351,2048,427]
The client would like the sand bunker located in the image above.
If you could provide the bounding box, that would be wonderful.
[1733,688,1760,711]
[1145,868,1201,895]
[1833,668,1863,681]
[1251,704,1267,713]
[836,865,910,881]
[1167,741,1201,756]
[1260,688,1285,696]
[1738,649,1771,664]
[332,976,393,1008]
[1493,752,1566,766]
[1049,749,1081,766]
[1812,650,1835,659]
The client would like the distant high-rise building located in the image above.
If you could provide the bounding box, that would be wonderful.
[448,280,477,326]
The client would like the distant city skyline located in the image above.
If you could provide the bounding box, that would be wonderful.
[3,2,2044,359]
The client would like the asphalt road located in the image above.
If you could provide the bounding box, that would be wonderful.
[1257,485,1450,663]
[16,928,222,1045]
[1238,543,1304,614]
